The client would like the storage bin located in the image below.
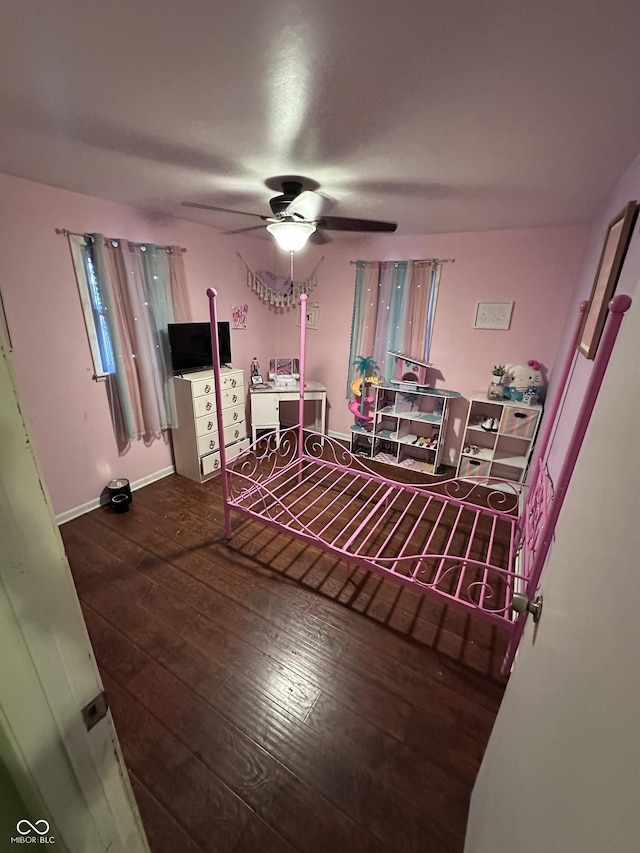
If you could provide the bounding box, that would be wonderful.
[500,407,538,439]
[458,456,491,477]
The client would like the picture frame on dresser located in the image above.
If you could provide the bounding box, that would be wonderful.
[578,201,638,360]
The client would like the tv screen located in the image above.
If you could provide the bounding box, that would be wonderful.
[168,322,232,374]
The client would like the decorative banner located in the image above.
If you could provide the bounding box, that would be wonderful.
[238,253,323,308]
[231,304,248,329]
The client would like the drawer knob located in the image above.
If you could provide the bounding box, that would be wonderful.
[204,384,211,393]
[233,412,238,420]
[209,439,216,449]
[231,379,237,387]
[206,402,212,411]
[214,459,219,469]
[207,421,213,430]
[232,394,237,402]
[234,430,239,438]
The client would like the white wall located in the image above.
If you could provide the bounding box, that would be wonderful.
[465,273,640,852]
[540,150,640,484]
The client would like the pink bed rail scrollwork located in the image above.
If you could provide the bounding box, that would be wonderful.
[207,288,632,674]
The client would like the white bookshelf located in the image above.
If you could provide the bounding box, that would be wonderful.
[350,383,460,475]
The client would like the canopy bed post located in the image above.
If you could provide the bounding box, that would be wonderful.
[298,293,307,471]
[516,300,588,544]
[207,287,233,539]
[531,299,588,476]
[503,294,632,672]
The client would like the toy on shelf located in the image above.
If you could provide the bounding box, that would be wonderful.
[349,355,379,424]
[502,360,545,404]
[488,364,507,400]
[388,350,432,388]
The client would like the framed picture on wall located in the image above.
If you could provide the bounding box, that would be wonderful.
[578,201,638,360]
[473,302,513,330]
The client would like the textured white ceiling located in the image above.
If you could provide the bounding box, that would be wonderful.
[2,0,640,237]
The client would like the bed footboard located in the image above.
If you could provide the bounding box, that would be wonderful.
[224,428,526,630]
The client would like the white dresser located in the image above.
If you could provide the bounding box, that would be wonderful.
[172,367,249,482]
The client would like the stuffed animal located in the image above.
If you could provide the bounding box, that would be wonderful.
[502,360,545,403]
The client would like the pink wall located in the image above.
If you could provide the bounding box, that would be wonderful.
[541,152,640,483]
[1,170,590,518]
[265,226,587,463]
[0,172,274,516]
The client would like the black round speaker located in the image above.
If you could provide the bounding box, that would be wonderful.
[107,478,132,512]
[111,493,130,514]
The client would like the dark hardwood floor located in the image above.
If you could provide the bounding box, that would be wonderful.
[60,473,508,853]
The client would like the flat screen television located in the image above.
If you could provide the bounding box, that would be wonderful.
[167,322,231,374]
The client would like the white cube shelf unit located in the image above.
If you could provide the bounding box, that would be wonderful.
[350,383,460,475]
[457,393,542,486]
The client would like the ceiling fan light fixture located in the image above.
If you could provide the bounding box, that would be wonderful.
[266,220,316,252]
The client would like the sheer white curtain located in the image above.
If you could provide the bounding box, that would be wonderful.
[90,235,189,447]
[347,260,441,391]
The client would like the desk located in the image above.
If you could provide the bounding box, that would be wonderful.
[250,381,327,444]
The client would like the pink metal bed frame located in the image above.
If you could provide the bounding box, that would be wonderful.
[206,288,631,673]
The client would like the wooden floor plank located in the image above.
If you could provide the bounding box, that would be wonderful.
[129,775,205,853]
[60,473,507,853]
[101,671,250,853]
[89,609,395,853]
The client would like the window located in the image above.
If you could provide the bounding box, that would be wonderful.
[347,260,442,391]
[68,234,115,379]
[66,232,190,444]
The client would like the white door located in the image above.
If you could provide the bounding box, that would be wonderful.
[465,288,640,853]
[0,341,149,852]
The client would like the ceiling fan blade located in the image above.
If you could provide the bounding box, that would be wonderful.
[224,224,268,235]
[182,201,269,220]
[285,190,324,222]
[315,216,397,233]
[310,228,331,245]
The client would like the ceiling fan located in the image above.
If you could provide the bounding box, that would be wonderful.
[182,180,398,251]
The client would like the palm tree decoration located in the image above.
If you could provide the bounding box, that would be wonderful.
[353,355,378,415]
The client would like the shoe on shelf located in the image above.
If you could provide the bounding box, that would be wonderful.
[480,418,494,431]
[491,418,499,432]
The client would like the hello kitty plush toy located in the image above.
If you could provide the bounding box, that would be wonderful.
[502,360,545,403]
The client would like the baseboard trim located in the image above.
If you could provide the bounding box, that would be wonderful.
[56,465,175,526]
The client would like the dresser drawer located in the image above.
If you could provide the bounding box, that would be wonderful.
[196,404,244,437]
[228,437,249,460]
[500,407,538,439]
[197,421,246,456]
[193,394,216,418]
[197,432,220,456]
[223,422,245,446]
[195,413,219,438]
[191,376,215,398]
[220,372,243,392]
[221,387,243,409]
[200,437,250,478]
[200,450,221,476]
[222,403,244,428]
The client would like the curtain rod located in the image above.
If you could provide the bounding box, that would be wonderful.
[55,228,187,253]
[349,257,454,265]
